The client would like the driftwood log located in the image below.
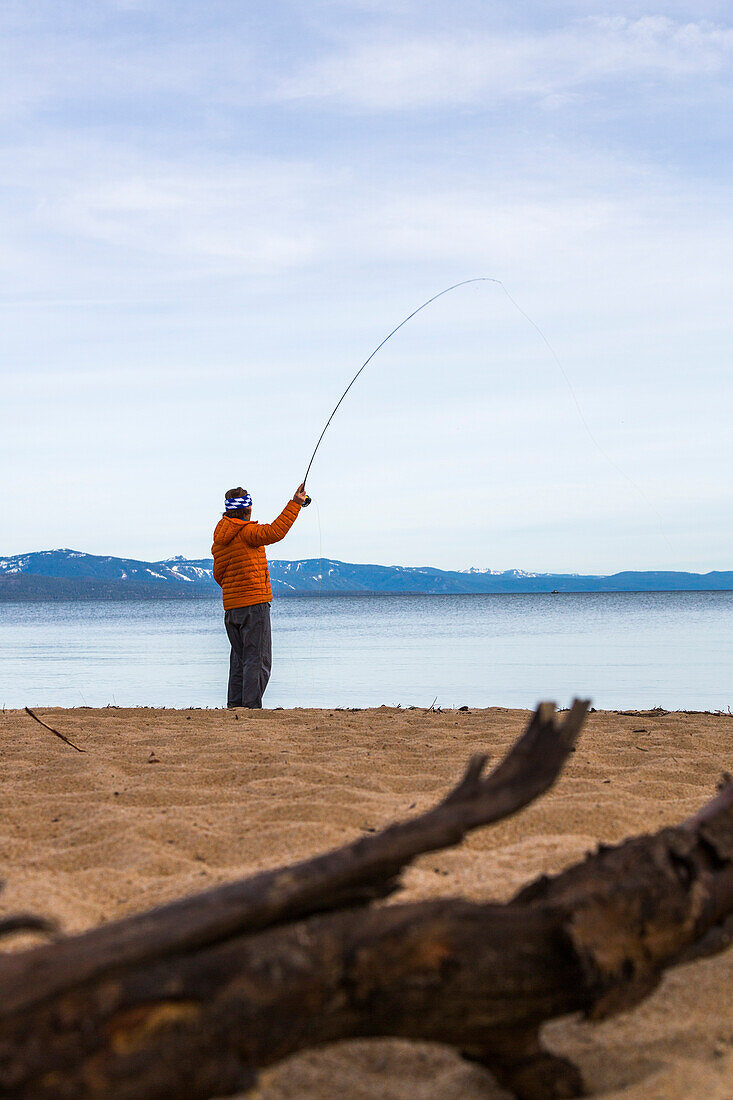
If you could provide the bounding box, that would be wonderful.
[1,700,732,1099]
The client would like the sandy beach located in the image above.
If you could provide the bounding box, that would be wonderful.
[1,703,731,1098]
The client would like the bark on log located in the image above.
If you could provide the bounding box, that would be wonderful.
[0,700,731,1100]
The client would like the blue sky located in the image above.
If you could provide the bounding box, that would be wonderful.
[2,0,732,571]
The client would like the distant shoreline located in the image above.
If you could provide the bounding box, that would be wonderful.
[2,587,733,602]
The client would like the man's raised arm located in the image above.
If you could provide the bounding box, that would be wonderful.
[241,483,307,548]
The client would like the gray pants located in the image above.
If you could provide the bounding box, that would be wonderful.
[224,603,272,708]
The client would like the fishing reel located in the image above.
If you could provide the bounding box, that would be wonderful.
[302,495,312,508]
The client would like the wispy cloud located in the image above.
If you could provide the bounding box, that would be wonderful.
[4,10,731,122]
[280,16,733,110]
[53,162,325,270]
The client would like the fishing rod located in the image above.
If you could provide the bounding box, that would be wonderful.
[299,277,670,548]
[300,277,500,505]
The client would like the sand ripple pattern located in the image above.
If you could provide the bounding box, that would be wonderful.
[1,705,731,1097]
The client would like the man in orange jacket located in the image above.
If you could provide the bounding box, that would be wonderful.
[212,483,307,708]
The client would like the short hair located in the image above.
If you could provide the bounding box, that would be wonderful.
[224,486,251,520]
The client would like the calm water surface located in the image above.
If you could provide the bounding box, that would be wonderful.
[0,592,731,711]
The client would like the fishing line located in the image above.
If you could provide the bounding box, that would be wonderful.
[301,277,671,549]
[306,498,325,698]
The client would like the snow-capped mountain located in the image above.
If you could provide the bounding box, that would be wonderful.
[0,549,215,587]
[1,549,731,598]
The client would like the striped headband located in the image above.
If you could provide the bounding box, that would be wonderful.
[225,494,252,511]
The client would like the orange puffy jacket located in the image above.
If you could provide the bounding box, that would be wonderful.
[211,500,301,610]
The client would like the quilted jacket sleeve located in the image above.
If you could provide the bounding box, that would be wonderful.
[241,500,301,548]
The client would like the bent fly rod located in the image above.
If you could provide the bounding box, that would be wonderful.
[300,277,501,505]
[299,276,669,546]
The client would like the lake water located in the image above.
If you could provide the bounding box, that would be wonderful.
[0,592,731,712]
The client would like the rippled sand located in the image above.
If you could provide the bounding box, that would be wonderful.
[1,704,731,1097]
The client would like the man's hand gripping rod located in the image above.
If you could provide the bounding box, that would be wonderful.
[293,483,311,508]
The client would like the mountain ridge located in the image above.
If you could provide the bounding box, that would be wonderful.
[1,549,731,598]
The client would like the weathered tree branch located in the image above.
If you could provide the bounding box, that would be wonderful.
[1,700,731,1100]
[0,699,589,1019]
[0,915,57,940]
